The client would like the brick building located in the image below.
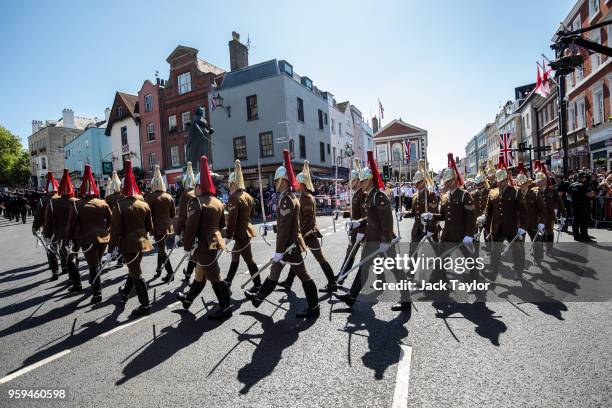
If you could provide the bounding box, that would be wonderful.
[105,92,141,172]
[138,79,165,182]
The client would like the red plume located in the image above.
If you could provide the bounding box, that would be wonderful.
[533,160,542,172]
[198,156,216,195]
[447,153,464,187]
[58,169,75,198]
[121,160,141,196]
[79,164,100,197]
[497,156,506,170]
[541,164,552,186]
[517,162,526,175]
[367,151,384,189]
[45,172,58,194]
[282,149,297,190]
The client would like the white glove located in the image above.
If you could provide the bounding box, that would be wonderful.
[476,215,486,226]
[111,248,119,258]
[379,243,391,253]
[356,232,365,242]
[103,253,112,263]
[559,217,566,225]
[517,228,526,236]
[272,252,283,263]
[349,220,361,230]
[463,236,473,244]
[421,212,433,221]
[537,223,545,232]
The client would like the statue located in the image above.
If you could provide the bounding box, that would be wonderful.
[185,106,214,171]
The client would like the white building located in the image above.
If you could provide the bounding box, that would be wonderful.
[105,92,141,172]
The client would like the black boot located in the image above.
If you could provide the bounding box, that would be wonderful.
[319,262,337,293]
[161,256,174,283]
[278,270,295,291]
[208,281,233,319]
[183,260,195,280]
[132,277,150,316]
[296,279,320,318]
[332,292,356,308]
[67,262,82,292]
[246,263,261,295]
[224,261,239,286]
[177,280,205,310]
[118,277,134,303]
[154,254,163,278]
[90,266,102,303]
[245,278,276,308]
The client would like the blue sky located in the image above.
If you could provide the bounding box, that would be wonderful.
[1,0,574,169]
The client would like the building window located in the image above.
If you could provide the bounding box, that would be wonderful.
[246,95,258,121]
[182,111,191,131]
[318,109,324,130]
[333,147,336,165]
[289,139,295,159]
[339,122,342,135]
[233,136,247,160]
[170,145,180,167]
[117,105,124,117]
[178,72,192,95]
[320,142,325,162]
[591,29,602,70]
[144,94,153,112]
[120,126,128,146]
[568,103,576,131]
[41,157,46,170]
[593,87,604,125]
[299,135,306,158]
[526,113,530,129]
[588,0,600,19]
[324,113,328,125]
[297,98,304,122]
[146,123,155,142]
[259,132,274,158]
[148,152,156,169]
[576,98,586,128]
[327,143,330,154]
[331,118,336,134]
[168,115,177,133]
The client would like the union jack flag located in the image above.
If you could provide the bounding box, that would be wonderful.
[498,133,514,167]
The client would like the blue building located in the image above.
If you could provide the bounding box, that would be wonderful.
[64,124,111,185]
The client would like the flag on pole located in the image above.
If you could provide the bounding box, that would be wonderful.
[378,99,384,119]
[542,59,551,97]
[211,94,218,110]
[499,133,514,167]
[404,139,411,164]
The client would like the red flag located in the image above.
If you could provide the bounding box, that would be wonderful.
[535,66,543,96]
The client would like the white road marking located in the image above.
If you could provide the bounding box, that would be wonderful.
[99,317,149,338]
[392,345,413,408]
[0,350,71,384]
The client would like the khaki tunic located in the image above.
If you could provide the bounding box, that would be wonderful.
[299,190,322,239]
[145,191,176,236]
[226,190,256,240]
[363,189,395,243]
[175,188,195,236]
[484,186,526,238]
[66,197,112,246]
[406,189,439,241]
[432,188,477,242]
[540,186,567,233]
[33,194,56,231]
[44,196,78,242]
[109,195,154,254]
[183,194,226,253]
[519,188,545,231]
[104,192,124,210]
[275,191,306,253]
[471,187,489,217]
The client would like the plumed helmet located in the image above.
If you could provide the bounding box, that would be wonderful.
[197,156,216,195]
[474,174,485,185]
[350,158,361,181]
[296,160,315,192]
[486,160,496,177]
[516,173,530,186]
[228,159,245,190]
[274,150,297,190]
[45,172,59,194]
[58,169,75,198]
[121,160,141,197]
[445,153,464,186]
[151,165,166,192]
[517,161,526,175]
[495,168,508,182]
[365,151,384,189]
[535,171,547,183]
[359,166,372,182]
[79,164,100,197]
[183,161,196,190]
[109,171,122,194]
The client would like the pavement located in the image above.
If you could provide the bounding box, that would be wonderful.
[0,212,611,408]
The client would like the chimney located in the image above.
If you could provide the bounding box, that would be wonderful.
[229,31,249,71]
[372,116,379,133]
[105,107,111,122]
[31,120,43,134]
[62,108,75,129]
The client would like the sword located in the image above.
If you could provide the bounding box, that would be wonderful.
[333,162,339,232]
[407,231,434,280]
[530,230,544,254]
[337,233,365,279]
[171,242,199,283]
[500,233,522,257]
[160,235,177,270]
[257,159,272,246]
[240,243,297,289]
[337,237,400,282]
[92,247,119,284]
[556,218,565,243]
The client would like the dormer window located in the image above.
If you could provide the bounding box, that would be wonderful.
[301,76,313,90]
[279,60,293,77]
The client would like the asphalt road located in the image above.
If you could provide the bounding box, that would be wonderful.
[0,212,611,408]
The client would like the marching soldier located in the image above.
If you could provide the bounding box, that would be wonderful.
[333,151,411,312]
[175,161,197,280]
[44,169,81,291]
[279,160,337,293]
[110,161,154,316]
[33,172,60,280]
[516,165,545,263]
[485,160,497,189]
[405,159,439,243]
[472,166,490,240]
[146,165,176,282]
[105,171,124,267]
[337,158,367,285]
[66,165,112,303]
[479,168,527,281]
[244,150,320,319]
[177,156,232,319]
[568,171,595,242]
[223,160,261,294]
[534,168,567,246]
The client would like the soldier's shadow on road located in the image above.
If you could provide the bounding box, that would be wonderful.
[0,261,47,278]
[236,292,317,394]
[435,302,507,346]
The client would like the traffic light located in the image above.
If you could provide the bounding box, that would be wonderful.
[382,165,390,181]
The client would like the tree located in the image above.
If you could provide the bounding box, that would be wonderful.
[0,125,30,186]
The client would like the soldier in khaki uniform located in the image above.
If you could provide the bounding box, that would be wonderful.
[177,156,232,320]
[110,161,154,316]
[245,150,320,319]
[334,151,411,313]
[404,159,439,243]
[472,167,490,239]
[66,165,112,303]
[534,170,566,245]
[175,161,197,280]
[479,168,527,280]
[223,160,261,294]
[44,169,80,291]
[280,160,337,293]
[104,171,124,267]
[33,172,60,280]
[146,165,176,282]
[338,159,367,285]
[485,160,497,190]
[516,169,545,263]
